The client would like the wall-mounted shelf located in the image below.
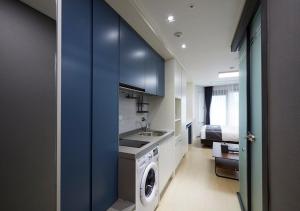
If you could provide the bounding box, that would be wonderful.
[137,111,149,113]
[125,93,139,99]
[137,96,149,113]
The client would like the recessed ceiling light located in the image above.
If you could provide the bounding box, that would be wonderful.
[218,71,239,78]
[181,44,187,49]
[167,15,175,23]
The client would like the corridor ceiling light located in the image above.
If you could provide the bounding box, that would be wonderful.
[181,44,187,49]
[167,15,175,23]
[218,71,239,78]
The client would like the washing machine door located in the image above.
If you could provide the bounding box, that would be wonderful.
[140,161,158,206]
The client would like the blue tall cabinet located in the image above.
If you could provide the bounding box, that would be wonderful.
[61,0,92,210]
[62,0,119,211]
[61,1,164,211]
[92,0,119,210]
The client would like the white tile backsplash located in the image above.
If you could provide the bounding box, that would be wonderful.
[119,92,148,134]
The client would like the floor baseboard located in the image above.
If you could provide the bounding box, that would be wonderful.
[237,192,246,211]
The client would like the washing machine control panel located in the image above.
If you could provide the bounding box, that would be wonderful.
[152,148,158,156]
[137,147,159,168]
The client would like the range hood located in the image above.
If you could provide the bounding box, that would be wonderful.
[119,83,145,93]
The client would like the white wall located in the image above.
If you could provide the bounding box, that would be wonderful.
[193,85,205,140]
[186,82,194,122]
[186,83,205,142]
[148,59,176,131]
[119,92,147,134]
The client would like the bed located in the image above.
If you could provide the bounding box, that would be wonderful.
[200,125,239,147]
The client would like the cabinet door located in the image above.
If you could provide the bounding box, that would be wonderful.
[159,137,175,194]
[181,71,187,134]
[182,129,189,155]
[61,0,92,210]
[175,65,182,99]
[144,46,157,95]
[92,1,119,210]
[174,138,182,168]
[120,19,145,89]
[156,55,165,97]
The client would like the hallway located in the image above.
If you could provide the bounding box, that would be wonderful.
[157,142,240,211]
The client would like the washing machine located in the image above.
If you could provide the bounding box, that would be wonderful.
[135,147,159,211]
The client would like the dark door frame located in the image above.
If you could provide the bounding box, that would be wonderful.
[261,1,269,210]
[231,1,269,211]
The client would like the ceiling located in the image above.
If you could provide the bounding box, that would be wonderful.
[107,0,245,86]
[20,0,56,20]
[19,0,245,86]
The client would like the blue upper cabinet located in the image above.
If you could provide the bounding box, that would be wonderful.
[144,45,157,95]
[120,18,165,96]
[156,55,165,97]
[92,0,119,210]
[120,19,145,90]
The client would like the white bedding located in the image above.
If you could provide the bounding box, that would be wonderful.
[201,125,239,142]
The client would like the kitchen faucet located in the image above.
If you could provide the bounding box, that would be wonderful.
[140,117,151,132]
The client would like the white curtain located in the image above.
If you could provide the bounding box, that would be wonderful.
[210,84,239,127]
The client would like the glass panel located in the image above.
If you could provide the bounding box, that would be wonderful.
[228,91,239,127]
[145,168,155,197]
[210,85,240,127]
[210,95,227,126]
[250,8,263,211]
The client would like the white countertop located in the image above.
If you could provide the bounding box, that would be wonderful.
[119,129,174,159]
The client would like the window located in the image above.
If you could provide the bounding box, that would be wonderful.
[210,85,239,127]
[210,94,227,126]
[227,91,239,127]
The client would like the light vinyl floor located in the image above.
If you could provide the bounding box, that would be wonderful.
[156,142,241,211]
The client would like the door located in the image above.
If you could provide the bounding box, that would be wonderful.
[1,1,56,210]
[249,8,263,211]
[140,162,158,205]
[239,36,248,210]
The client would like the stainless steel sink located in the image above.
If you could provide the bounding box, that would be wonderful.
[119,139,149,148]
[138,131,167,137]
[138,132,152,136]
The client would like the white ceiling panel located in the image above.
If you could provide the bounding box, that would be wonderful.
[107,0,245,85]
[134,0,245,85]
[20,0,56,20]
